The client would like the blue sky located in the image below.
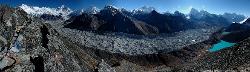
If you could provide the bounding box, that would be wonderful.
[1,0,250,16]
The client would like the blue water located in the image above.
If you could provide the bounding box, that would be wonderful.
[209,40,236,52]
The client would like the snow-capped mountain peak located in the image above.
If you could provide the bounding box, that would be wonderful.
[132,6,156,14]
[19,4,73,20]
[84,6,99,14]
[56,5,73,15]
[240,17,249,24]
[101,5,121,16]
[104,5,119,10]
[69,9,84,16]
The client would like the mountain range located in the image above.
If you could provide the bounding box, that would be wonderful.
[19,4,247,35]
[19,4,73,20]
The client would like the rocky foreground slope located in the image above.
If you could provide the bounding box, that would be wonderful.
[186,36,250,71]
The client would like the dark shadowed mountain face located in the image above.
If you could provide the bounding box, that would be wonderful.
[132,10,191,33]
[244,18,250,24]
[222,30,250,43]
[64,13,104,31]
[65,6,160,35]
[225,23,250,32]
[222,18,250,43]
[97,6,147,34]
[225,18,250,32]
[40,14,63,21]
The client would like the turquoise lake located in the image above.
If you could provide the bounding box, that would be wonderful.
[209,40,236,52]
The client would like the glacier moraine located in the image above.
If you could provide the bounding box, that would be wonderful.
[55,26,219,55]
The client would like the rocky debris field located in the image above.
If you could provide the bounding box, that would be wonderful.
[57,27,218,55]
[183,37,250,71]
